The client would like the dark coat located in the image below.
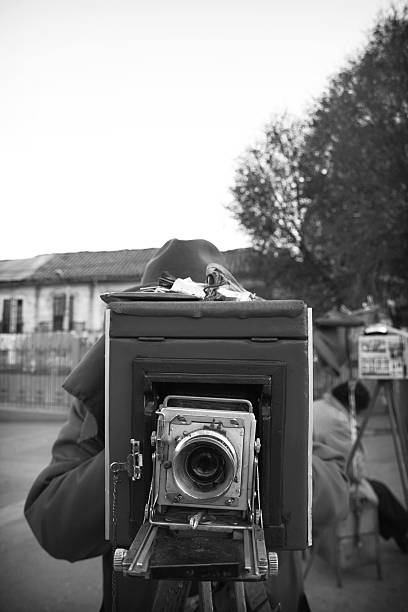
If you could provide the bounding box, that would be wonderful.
[25,394,348,611]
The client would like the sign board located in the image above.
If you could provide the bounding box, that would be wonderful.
[358,331,408,379]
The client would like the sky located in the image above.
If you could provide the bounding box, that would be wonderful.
[0,0,402,260]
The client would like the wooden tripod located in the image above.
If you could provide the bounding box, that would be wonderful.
[347,379,408,508]
[150,579,248,612]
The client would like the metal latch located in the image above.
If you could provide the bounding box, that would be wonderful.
[110,439,143,481]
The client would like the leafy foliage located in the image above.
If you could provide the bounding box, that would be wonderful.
[302,5,408,307]
[230,115,308,256]
[229,6,408,313]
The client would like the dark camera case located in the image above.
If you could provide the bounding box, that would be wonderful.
[106,297,311,552]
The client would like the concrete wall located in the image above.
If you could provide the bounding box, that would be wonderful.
[0,281,129,334]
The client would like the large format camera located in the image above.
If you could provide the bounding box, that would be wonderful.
[104,296,312,585]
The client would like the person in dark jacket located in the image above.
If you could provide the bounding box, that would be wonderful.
[25,238,349,611]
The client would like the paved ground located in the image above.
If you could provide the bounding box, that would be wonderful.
[305,413,408,611]
[0,410,407,611]
[0,419,101,612]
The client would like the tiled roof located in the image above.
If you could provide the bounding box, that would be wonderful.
[30,249,157,283]
[0,247,256,285]
[0,254,53,282]
[224,248,259,276]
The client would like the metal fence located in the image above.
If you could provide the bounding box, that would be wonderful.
[0,331,338,416]
[0,332,92,414]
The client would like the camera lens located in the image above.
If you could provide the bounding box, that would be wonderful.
[185,444,225,486]
[172,430,237,500]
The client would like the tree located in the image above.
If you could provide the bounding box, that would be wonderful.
[302,4,408,308]
[229,5,408,312]
[229,115,307,256]
[229,115,339,307]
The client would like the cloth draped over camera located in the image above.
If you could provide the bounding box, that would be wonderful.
[63,241,257,432]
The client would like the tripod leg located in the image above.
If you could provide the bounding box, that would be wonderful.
[199,581,214,612]
[384,382,408,508]
[151,581,191,612]
[375,528,383,581]
[233,581,247,612]
[346,382,381,476]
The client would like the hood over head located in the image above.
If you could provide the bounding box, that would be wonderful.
[63,238,224,426]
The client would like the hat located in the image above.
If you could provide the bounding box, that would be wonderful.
[63,238,226,420]
[141,238,226,286]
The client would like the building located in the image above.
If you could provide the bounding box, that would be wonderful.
[0,247,261,337]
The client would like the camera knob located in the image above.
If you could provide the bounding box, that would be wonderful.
[267,552,279,576]
[113,548,127,572]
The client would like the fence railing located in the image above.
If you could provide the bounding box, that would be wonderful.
[0,331,337,416]
[0,332,92,413]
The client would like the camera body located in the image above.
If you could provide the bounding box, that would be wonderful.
[154,396,256,511]
[104,296,312,582]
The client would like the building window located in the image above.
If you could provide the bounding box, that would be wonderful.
[2,298,23,333]
[16,300,23,333]
[69,295,75,331]
[53,294,66,331]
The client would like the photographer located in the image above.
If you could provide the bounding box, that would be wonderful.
[314,381,408,554]
[25,238,349,612]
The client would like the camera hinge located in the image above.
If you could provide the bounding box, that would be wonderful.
[110,439,143,481]
[152,413,166,461]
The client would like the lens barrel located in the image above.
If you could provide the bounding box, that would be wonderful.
[172,430,237,500]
